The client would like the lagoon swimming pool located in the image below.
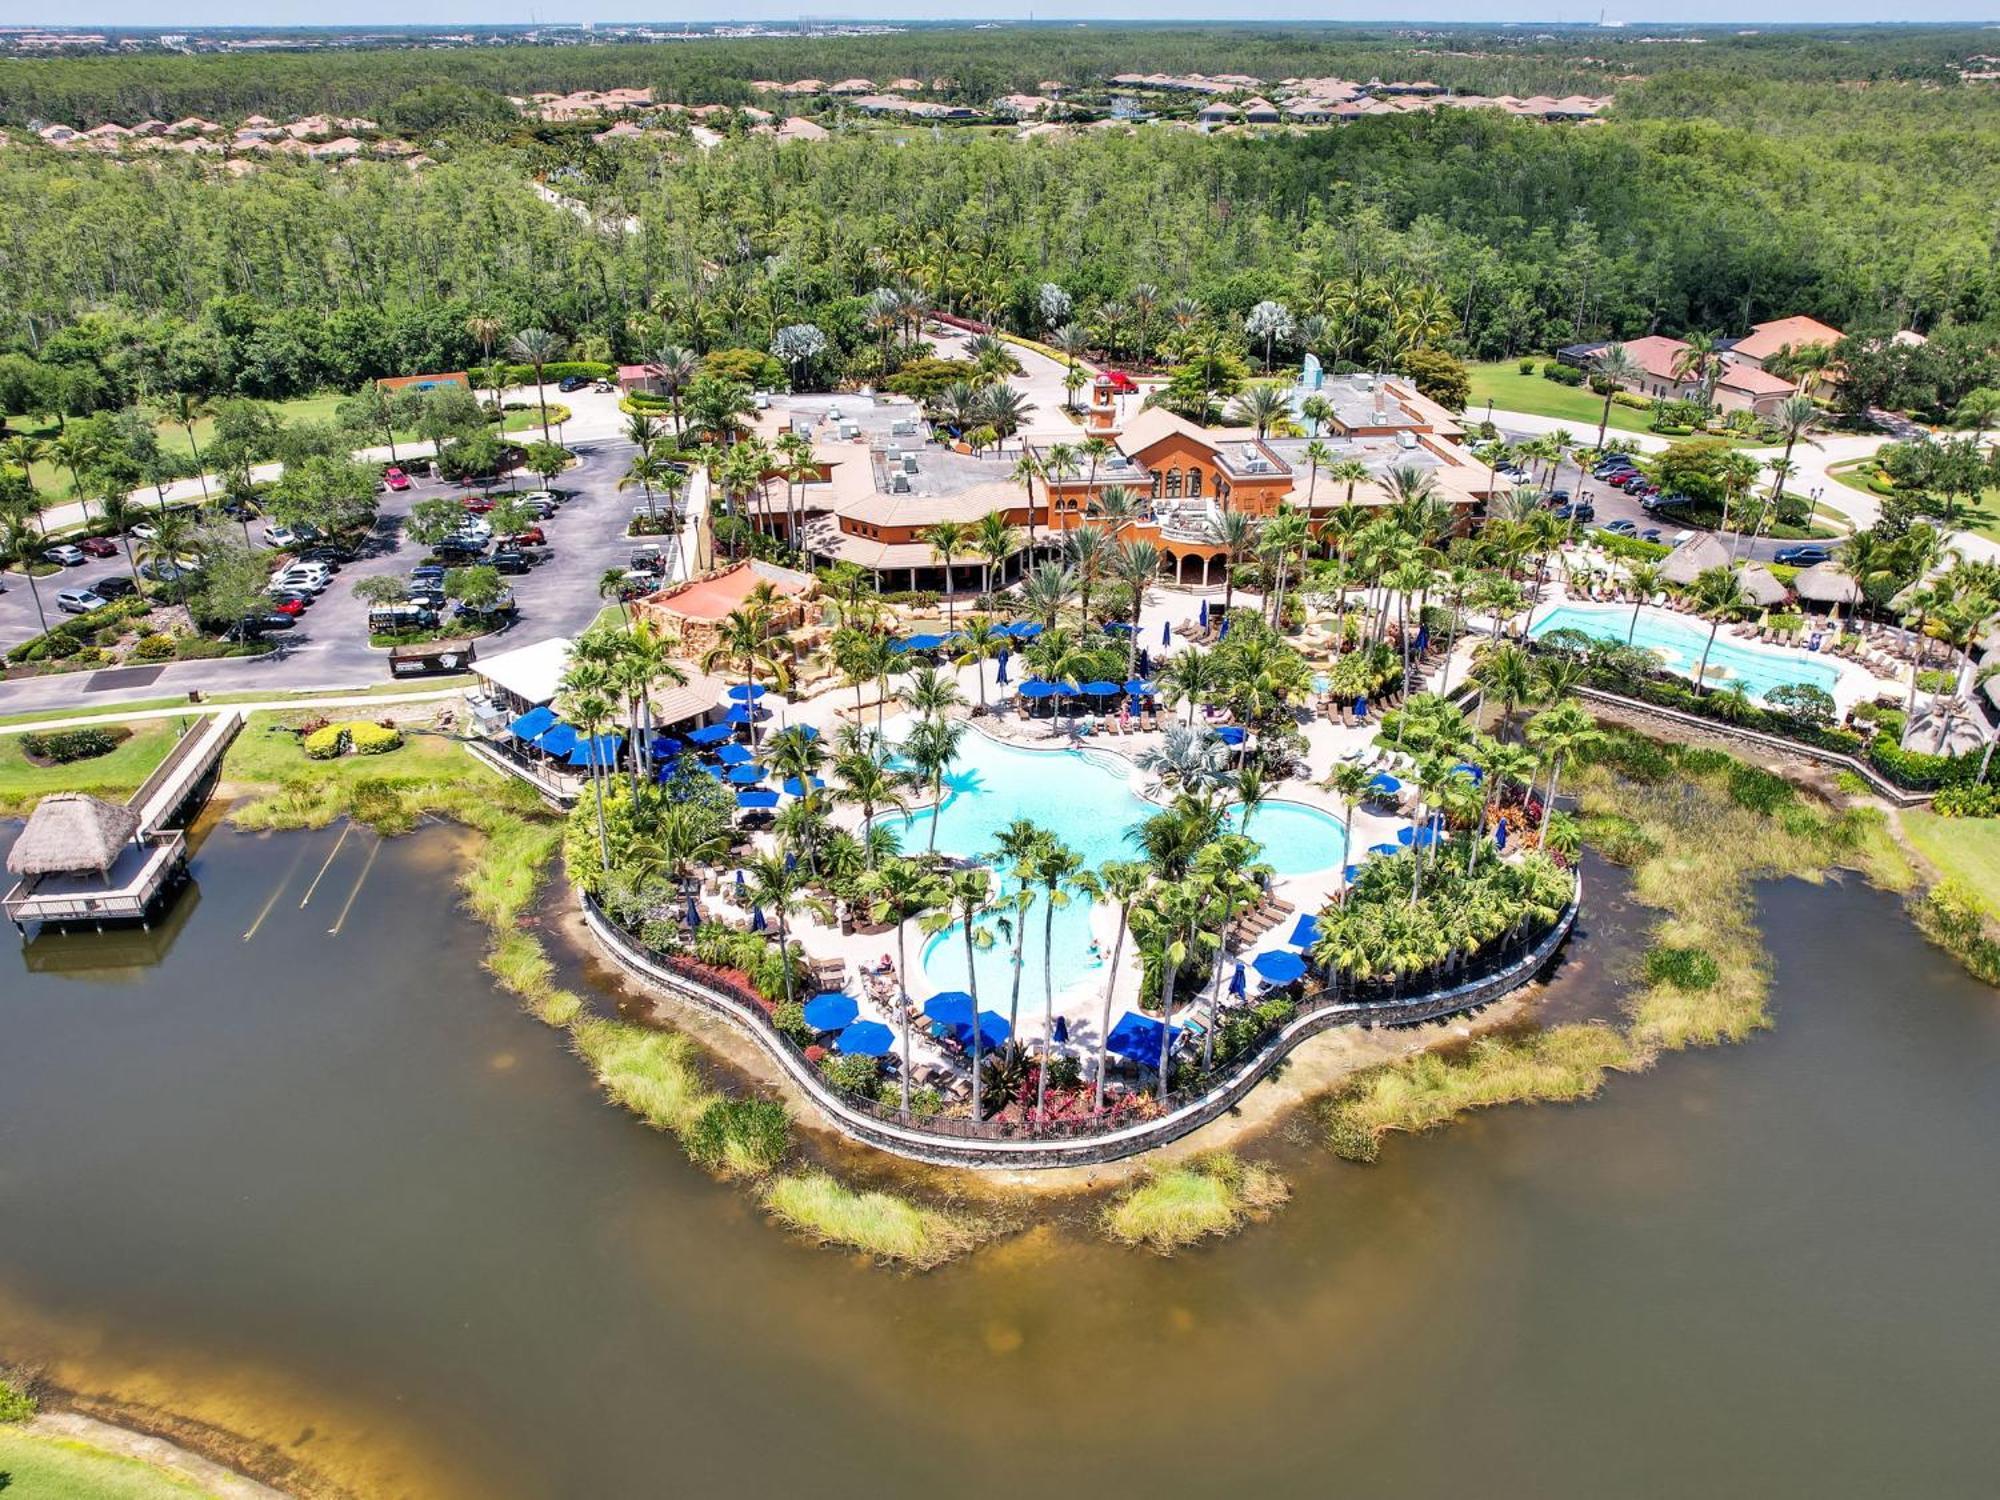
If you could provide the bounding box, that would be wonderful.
[1531,601,1842,702]
[881,731,1345,1002]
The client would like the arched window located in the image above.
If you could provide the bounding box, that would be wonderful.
[1165,468,1183,498]
[1188,469,1203,498]
[1150,472,1163,499]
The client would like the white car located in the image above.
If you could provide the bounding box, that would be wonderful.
[455,517,493,541]
[272,563,331,594]
[263,524,300,549]
[43,544,85,566]
[514,490,561,507]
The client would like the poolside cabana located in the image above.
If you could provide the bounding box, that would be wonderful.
[1660,533,1732,586]
[1733,563,1789,608]
[1793,561,1863,610]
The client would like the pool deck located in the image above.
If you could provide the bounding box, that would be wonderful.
[698,582,1431,1073]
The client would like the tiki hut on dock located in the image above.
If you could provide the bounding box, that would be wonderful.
[7,793,139,882]
[4,792,182,930]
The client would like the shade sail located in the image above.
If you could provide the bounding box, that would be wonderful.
[507,705,556,741]
[566,733,624,768]
[536,723,578,757]
[1252,949,1309,983]
[835,1021,894,1056]
[1105,1011,1180,1064]
[803,992,859,1030]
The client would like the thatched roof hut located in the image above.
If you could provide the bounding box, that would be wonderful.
[1792,561,1862,605]
[1660,532,1731,586]
[6,793,139,878]
[1734,563,1789,607]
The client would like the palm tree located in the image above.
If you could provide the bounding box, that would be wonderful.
[1688,565,1749,693]
[1670,330,1724,415]
[1299,393,1334,437]
[1472,739,1540,871]
[988,817,1048,1039]
[1525,702,1603,833]
[1072,859,1148,1112]
[859,858,941,1115]
[135,510,196,618]
[599,567,634,624]
[97,490,145,591]
[1207,508,1259,615]
[1058,524,1112,629]
[1091,484,1145,538]
[1112,538,1160,675]
[1259,510,1313,629]
[1162,645,1226,726]
[0,437,47,532]
[1624,561,1666,644]
[618,443,670,528]
[952,616,1009,709]
[466,313,506,412]
[157,393,215,496]
[1026,835,1084,1116]
[506,327,567,441]
[921,867,999,1119]
[924,520,971,626]
[1322,761,1375,898]
[1481,641,1540,739]
[833,745,910,866]
[650,345,699,438]
[1193,834,1267,1070]
[1949,386,2000,439]
[903,714,965,851]
[0,514,50,636]
[1588,343,1641,450]
[610,620,687,791]
[560,683,615,869]
[47,430,102,508]
[971,511,1019,596]
[1009,451,1044,549]
[1767,393,1820,510]
[1016,561,1075,630]
[744,852,818,1007]
[1226,382,1292,438]
[1130,877,1208,1104]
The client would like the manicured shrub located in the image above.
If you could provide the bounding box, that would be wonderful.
[1540,359,1584,386]
[1517,357,1536,375]
[20,726,118,763]
[302,724,351,760]
[348,720,403,755]
[819,1053,881,1095]
[771,1000,814,1045]
[1868,736,1979,791]
[1933,783,2000,819]
[129,632,177,661]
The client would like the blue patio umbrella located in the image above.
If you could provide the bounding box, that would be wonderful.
[1495,818,1509,851]
[1289,912,1321,949]
[1199,599,1210,628]
[687,722,734,746]
[750,906,766,932]
[923,991,977,1026]
[1161,619,1172,648]
[1414,624,1429,654]
[1017,680,1059,699]
[1368,842,1402,857]
[803,991,859,1031]
[1355,696,1369,717]
[1105,1011,1180,1064]
[726,683,766,702]
[1216,725,1246,746]
[1342,864,1364,883]
[734,869,747,893]
[567,732,623,768]
[1125,679,1156,696]
[1367,772,1403,795]
[726,763,765,784]
[649,735,683,758]
[1452,761,1484,783]
[794,724,820,741]
[1104,621,1134,635]
[715,743,754,766]
[1398,823,1441,848]
[507,704,556,741]
[1253,949,1309,984]
[1080,680,1121,696]
[1013,622,1043,640]
[950,1011,1012,1052]
[901,632,946,652]
[723,705,758,725]
[1053,1015,1070,1045]
[995,649,1010,685]
[684,893,701,928]
[1218,616,1231,641]
[735,788,779,810]
[536,722,578,757]
[835,1021,894,1056]
[782,775,825,797]
[1229,961,1247,998]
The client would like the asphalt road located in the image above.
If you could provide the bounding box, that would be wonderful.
[0,436,676,717]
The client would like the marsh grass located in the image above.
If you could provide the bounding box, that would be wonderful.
[1100,1152,1291,1253]
[761,1171,991,1269]
[1321,733,1911,1160]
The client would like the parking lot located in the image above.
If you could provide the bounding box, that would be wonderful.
[0,435,691,713]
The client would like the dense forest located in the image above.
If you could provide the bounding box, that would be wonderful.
[0,25,1994,415]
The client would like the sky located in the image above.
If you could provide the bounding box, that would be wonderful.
[16,6,2000,28]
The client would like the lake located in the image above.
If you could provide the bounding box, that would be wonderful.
[1,823,1995,1498]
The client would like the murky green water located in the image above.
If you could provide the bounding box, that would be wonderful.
[1,825,1996,1498]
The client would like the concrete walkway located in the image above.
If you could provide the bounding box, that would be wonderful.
[0,684,467,737]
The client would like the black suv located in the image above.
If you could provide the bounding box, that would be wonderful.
[490,548,532,575]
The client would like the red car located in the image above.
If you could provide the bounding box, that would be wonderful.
[264,594,307,616]
[497,526,547,547]
[461,493,498,514]
[78,536,119,558]
[382,467,412,491]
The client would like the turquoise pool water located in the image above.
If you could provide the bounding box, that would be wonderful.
[1531,602,1841,701]
[882,733,1343,1003]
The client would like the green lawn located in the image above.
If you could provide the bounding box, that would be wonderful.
[221,710,499,791]
[0,1424,219,1498]
[1466,361,1766,448]
[1828,459,2000,543]
[1902,811,2000,917]
[0,721,182,816]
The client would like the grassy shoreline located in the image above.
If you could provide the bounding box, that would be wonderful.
[1317,734,1913,1162]
[1100,1153,1290,1254]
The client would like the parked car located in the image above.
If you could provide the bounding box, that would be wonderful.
[264,594,307,616]
[1603,519,1639,537]
[460,493,499,514]
[1774,544,1834,566]
[368,603,439,634]
[406,585,447,611]
[55,587,107,614]
[91,576,137,600]
[456,589,517,619]
[1547,488,1571,504]
[226,613,295,641]
[1639,528,1663,543]
[271,564,331,595]
[262,524,302,550]
[1555,501,1595,522]
[496,525,546,548]
[433,539,487,563]
[139,559,198,584]
[557,375,586,393]
[409,565,446,588]
[490,548,532,575]
[515,489,564,508]
[382,466,412,491]
[43,544,85,566]
[78,536,119,558]
[243,611,296,631]
[295,543,355,568]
